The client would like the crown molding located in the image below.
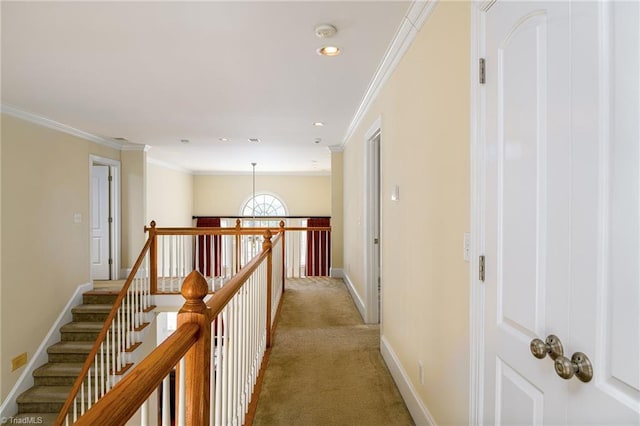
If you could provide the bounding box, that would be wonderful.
[193,170,331,177]
[341,0,437,148]
[327,145,344,153]
[1,103,127,150]
[121,143,151,152]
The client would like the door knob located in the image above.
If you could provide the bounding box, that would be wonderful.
[554,352,593,382]
[530,335,564,360]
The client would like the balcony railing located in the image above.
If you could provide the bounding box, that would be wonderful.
[56,219,329,425]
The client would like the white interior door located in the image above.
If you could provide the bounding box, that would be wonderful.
[482,1,639,424]
[91,165,111,280]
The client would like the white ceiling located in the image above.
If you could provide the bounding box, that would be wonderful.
[1,1,412,174]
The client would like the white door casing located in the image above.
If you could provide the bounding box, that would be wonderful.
[365,118,382,324]
[478,1,640,425]
[91,165,111,280]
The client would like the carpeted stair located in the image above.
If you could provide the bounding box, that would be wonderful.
[13,290,118,424]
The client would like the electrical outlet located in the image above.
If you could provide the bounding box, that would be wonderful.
[463,232,471,262]
[12,352,27,371]
[418,361,424,385]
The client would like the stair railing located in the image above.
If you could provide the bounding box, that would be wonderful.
[56,228,155,425]
[68,229,284,425]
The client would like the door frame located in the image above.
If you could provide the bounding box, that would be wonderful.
[89,155,121,280]
[469,1,493,425]
[364,117,382,324]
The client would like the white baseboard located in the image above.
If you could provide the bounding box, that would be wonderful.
[330,267,344,278]
[380,335,437,426]
[342,272,366,321]
[0,282,93,418]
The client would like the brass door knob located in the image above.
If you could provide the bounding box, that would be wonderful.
[554,352,593,382]
[530,335,564,360]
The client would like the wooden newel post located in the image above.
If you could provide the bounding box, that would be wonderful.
[263,230,273,348]
[177,271,212,425]
[148,221,158,294]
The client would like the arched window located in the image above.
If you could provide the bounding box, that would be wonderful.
[242,193,287,217]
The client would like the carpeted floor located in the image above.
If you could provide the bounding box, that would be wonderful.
[253,277,414,426]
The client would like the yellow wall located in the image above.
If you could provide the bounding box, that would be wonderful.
[343,2,471,424]
[0,114,120,398]
[146,162,194,227]
[121,149,147,269]
[193,174,330,217]
[330,151,344,271]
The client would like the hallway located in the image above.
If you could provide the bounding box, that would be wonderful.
[253,278,413,426]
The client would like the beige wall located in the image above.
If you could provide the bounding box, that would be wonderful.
[146,162,194,227]
[193,174,330,217]
[330,151,344,271]
[0,114,120,399]
[121,149,147,269]
[343,2,471,425]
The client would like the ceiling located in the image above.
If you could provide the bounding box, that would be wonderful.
[1,1,412,174]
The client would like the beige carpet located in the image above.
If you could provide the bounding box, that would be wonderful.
[253,277,414,426]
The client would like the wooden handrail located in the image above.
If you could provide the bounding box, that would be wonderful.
[150,226,329,235]
[73,323,200,426]
[55,235,155,425]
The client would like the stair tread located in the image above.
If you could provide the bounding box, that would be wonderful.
[48,341,93,353]
[60,322,104,331]
[34,363,84,377]
[72,304,112,312]
[16,386,71,403]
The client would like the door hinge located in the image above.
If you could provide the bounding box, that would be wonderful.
[479,255,486,282]
[108,217,113,224]
[108,175,113,182]
[479,58,486,84]
[108,258,113,265]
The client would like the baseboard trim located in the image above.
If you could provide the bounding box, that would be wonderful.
[330,267,344,278]
[342,272,366,321]
[380,335,437,426]
[0,282,93,418]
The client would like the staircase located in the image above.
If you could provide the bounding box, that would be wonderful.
[13,289,118,425]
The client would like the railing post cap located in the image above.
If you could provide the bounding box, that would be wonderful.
[150,220,156,228]
[180,271,209,311]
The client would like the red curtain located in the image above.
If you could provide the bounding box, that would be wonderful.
[306,218,331,276]
[196,217,221,277]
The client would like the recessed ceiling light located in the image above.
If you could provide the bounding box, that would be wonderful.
[314,138,322,144]
[312,122,325,127]
[180,139,190,144]
[248,138,260,143]
[317,46,341,57]
[219,137,229,142]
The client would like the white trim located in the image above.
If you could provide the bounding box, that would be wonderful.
[469,2,488,425]
[380,336,437,426]
[0,282,92,419]
[238,191,289,217]
[341,1,438,148]
[121,144,151,152]
[342,272,366,321]
[0,103,134,150]
[364,117,382,324]
[147,157,193,174]
[192,170,331,177]
[329,267,344,279]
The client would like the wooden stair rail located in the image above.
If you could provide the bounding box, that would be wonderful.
[70,230,281,425]
[55,229,155,426]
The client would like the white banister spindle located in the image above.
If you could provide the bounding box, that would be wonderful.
[162,374,171,426]
[177,358,186,426]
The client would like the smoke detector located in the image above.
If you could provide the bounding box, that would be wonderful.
[315,24,337,39]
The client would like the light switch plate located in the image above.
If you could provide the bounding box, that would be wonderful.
[463,232,471,262]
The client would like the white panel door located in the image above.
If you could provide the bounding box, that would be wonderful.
[482,1,640,424]
[91,165,111,280]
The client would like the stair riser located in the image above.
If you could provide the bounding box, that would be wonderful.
[61,332,100,342]
[34,376,77,386]
[18,402,64,414]
[83,294,118,305]
[72,313,109,322]
[48,353,90,363]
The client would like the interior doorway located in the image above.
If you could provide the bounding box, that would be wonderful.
[90,156,121,280]
[365,119,381,324]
